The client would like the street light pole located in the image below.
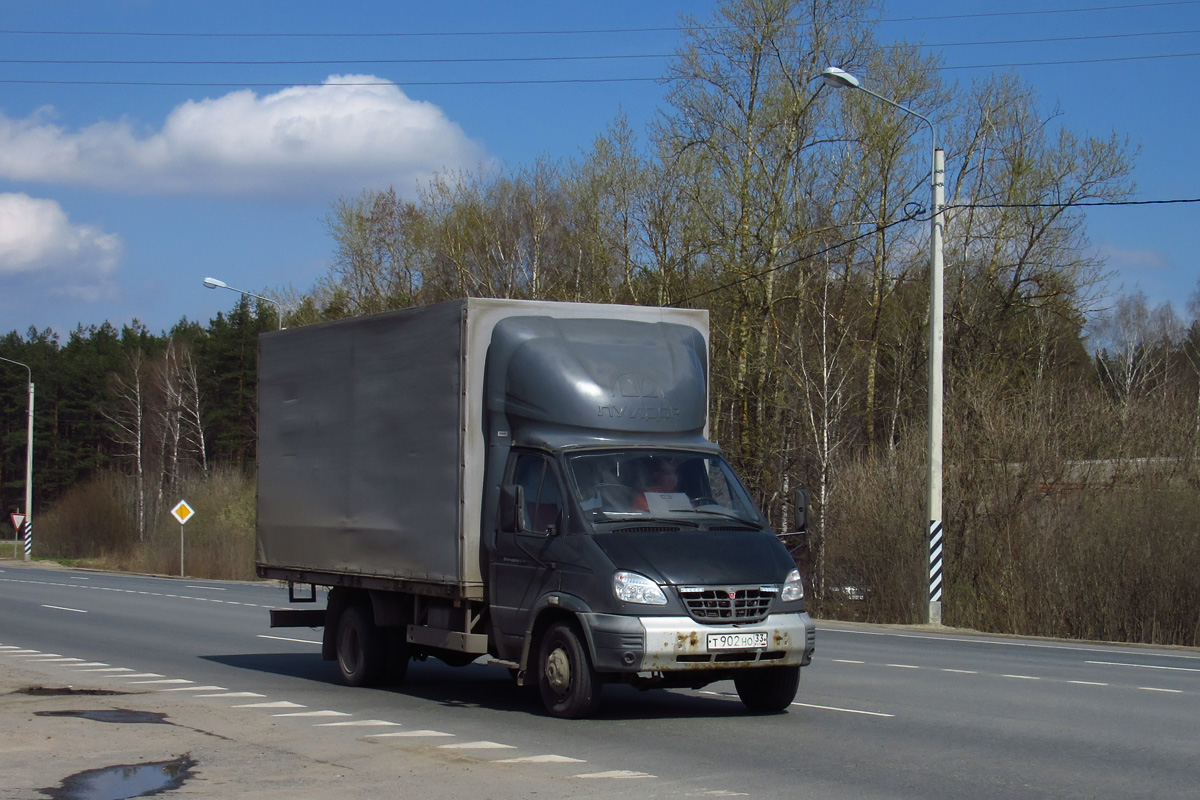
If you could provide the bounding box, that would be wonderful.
[0,356,34,561]
[203,277,285,330]
[820,67,945,625]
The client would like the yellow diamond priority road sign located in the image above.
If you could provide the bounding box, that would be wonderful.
[170,500,195,525]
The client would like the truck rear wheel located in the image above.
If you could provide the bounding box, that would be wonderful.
[537,621,602,719]
[734,665,800,713]
[337,604,386,687]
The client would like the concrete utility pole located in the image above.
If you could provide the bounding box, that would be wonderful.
[819,67,946,624]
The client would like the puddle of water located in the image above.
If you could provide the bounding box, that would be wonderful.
[35,709,170,725]
[40,756,196,800]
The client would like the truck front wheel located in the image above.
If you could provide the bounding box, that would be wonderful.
[537,621,603,719]
[337,604,386,687]
[734,665,800,713]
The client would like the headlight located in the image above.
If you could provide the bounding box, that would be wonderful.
[781,568,804,602]
[613,571,667,605]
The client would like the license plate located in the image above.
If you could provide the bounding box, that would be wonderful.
[706,631,768,651]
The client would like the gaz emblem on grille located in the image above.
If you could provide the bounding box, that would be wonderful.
[727,590,737,600]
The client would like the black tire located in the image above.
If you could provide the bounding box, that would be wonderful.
[336,604,386,687]
[734,666,800,713]
[537,621,603,719]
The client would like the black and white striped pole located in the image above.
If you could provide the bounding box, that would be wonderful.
[21,517,32,560]
[0,356,34,563]
[819,68,945,625]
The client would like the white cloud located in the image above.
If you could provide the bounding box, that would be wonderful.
[1095,242,1168,272]
[0,193,123,300]
[0,76,490,200]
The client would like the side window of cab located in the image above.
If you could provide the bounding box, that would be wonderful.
[512,454,563,534]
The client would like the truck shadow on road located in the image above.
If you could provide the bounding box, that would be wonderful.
[201,653,756,720]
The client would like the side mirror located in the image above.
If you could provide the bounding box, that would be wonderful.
[792,486,809,541]
[499,484,525,533]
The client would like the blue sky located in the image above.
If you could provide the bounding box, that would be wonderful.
[1,0,1197,338]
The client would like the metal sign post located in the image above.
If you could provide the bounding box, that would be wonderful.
[9,513,24,559]
[170,500,195,576]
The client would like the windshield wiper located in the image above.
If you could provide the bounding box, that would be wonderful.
[684,507,760,526]
[590,510,700,528]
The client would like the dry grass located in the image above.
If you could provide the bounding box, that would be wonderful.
[36,467,257,580]
[812,375,1200,647]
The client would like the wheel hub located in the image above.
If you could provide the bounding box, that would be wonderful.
[545,646,571,696]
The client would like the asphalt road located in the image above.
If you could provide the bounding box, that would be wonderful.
[2,559,1197,799]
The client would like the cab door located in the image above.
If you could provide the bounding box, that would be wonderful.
[490,451,564,653]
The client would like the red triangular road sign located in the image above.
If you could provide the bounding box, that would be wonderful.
[10,513,25,533]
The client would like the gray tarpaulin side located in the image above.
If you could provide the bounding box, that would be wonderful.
[257,300,465,587]
[256,297,709,597]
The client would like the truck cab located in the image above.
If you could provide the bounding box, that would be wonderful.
[481,315,815,717]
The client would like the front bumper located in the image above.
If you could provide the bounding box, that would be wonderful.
[580,611,816,673]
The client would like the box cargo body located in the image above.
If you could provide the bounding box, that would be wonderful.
[256,298,709,598]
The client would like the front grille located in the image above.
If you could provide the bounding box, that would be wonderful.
[678,586,775,624]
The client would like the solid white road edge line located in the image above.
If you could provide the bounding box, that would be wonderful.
[791,702,894,717]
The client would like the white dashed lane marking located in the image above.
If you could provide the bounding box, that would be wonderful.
[825,657,1193,695]
[258,635,320,645]
[792,702,895,718]
[0,576,270,608]
[1087,660,1200,674]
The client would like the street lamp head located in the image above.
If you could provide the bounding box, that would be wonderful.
[203,277,228,290]
[820,66,861,90]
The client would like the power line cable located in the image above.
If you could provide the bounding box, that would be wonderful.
[3,29,1197,66]
[883,0,1200,23]
[5,45,1199,87]
[671,212,919,307]
[944,51,1200,70]
[0,54,673,66]
[0,0,1194,39]
[948,197,1200,209]
[0,77,660,87]
[672,196,1200,306]
[923,28,1200,48]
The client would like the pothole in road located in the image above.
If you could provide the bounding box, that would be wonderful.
[39,755,196,800]
[34,709,170,724]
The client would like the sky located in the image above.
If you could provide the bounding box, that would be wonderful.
[1,0,1198,339]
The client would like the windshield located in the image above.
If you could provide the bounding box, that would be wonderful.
[565,449,763,525]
